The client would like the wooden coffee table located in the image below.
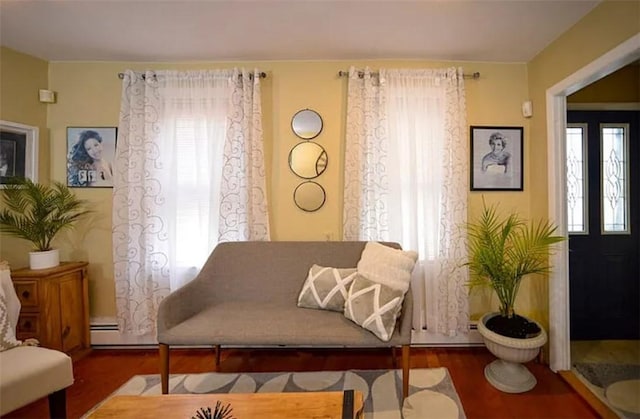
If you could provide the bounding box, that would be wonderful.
[87,390,364,418]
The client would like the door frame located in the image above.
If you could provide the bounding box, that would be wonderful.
[546,33,640,371]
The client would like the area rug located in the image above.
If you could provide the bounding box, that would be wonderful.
[573,362,640,418]
[85,368,466,418]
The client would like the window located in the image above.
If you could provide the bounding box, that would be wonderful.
[601,124,630,234]
[172,116,225,271]
[566,124,588,234]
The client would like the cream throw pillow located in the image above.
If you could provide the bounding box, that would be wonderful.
[297,265,357,311]
[357,242,418,293]
[344,274,405,341]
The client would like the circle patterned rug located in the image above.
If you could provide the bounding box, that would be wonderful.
[85,368,466,418]
[574,362,640,418]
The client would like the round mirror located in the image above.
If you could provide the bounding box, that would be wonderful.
[291,109,323,140]
[288,142,328,179]
[294,181,326,212]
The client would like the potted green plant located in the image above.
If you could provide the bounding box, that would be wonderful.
[465,200,564,393]
[0,177,90,270]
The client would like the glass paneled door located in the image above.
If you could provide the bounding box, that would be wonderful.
[567,110,639,340]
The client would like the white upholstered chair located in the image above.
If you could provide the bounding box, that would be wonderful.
[0,263,74,418]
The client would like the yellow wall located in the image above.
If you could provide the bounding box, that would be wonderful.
[568,62,640,103]
[528,0,640,217]
[525,0,640,325]
[4,0,636,323]
[0,47,50,267]
[38,59,529,319]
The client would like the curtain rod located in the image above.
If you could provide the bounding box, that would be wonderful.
[117,71,267,80]
[337,70,480,80]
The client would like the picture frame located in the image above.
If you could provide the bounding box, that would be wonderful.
[0,120,39,187]
[470,125,523,191]
[67,127,117,188]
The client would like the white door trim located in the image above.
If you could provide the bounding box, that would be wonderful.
[546,33,640,372]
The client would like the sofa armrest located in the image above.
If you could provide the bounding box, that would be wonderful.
[157,277,213,335]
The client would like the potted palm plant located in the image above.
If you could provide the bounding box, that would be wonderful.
[0,177,90,269]
[465,200,564,393]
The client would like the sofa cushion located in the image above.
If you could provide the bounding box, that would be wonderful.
[343,274,405,342]
[357,241,418,293]
[297,264,357,311]
[158,301,407,347]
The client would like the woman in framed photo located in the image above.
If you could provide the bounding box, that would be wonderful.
[0,144,12,177]
[67,129,113,187]
[470,125,523,191]
[481,132,512,174]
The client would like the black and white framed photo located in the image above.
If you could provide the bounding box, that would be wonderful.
[67,127,116,188]
[0,120,38,187]
[470,126,523,191]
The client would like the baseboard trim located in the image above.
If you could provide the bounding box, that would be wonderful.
[411,329,484,346]
[90,318,484,347]
[90,317,157,346]
[91,329,157,346]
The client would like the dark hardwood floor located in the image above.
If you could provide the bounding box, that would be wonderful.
[3,347,599,418]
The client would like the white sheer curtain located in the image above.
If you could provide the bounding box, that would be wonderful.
[343,66,469,337]
[113,69,269,335]
[343,68,389,240]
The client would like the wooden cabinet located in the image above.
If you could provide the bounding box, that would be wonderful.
[11,262,91,357]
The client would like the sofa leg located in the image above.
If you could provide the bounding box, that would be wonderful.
[402,345,410,399]
[48,388,67,419]
[160,343,170,394]
[391,347,398,369]
[214,345,221,368]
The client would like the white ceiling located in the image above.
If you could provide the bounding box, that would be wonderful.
[0,0,602,63]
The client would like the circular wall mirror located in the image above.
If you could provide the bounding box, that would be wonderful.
[288,142,328,179]
[294,181,326,212]
[291,109,323,140]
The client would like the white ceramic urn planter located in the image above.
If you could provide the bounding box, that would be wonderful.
[477,312,548,393]
[29,249,60,270]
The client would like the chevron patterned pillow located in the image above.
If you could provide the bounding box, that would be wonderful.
[344,274,405,341]
[297,264,357,311]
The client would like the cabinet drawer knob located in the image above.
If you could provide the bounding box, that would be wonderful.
[22,290,30,299]
[62,326,71,338]
[24,320,32,329]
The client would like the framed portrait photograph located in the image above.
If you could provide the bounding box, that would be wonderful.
[470,126,523,191]
[0,120,39,187]
[67,127,117,188]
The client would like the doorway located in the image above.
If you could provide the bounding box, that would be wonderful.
[565,86,640,417]
[546,33,640,373]
[547,38,640,417]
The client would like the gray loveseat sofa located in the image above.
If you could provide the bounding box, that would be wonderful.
[157,241,413,398]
